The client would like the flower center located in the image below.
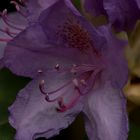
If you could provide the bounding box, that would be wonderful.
[57,18,93,51]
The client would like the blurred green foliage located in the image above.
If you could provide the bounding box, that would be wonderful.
[0,123,15,140]
[126,22,140,78]
[128,107,140,140]
[128,121,140,140]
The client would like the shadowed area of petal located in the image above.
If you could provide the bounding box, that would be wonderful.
[82,0,140,31]
[98,25,128,88]
[25,0,58,23]
[9,76,83,140]
[0,12,27,68]
[83,81,128,140]
[83,0,107,16]
[103,0,140,31]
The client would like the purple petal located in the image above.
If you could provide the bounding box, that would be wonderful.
[83,0,107,16]
[25,0,58,23]
[83,0,140,31]
[98,25,128,88]
[83,81,128,140]
[9,74,83,140]
[103,0,140,31]
[135,0,140,8]
[3,24,47,75]
[0,12,27,67]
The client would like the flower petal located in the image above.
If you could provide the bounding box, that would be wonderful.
[82,0,107,16]
[82,0,140,31]
[83,81,128,140]
[25,0,58,23]
[103,0,140,31]
[0,12,27,67]
[9,74,83,140]
[98,25,128,88]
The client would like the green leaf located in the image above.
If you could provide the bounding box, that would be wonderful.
[128,121,140,140]
[0,123,15,140]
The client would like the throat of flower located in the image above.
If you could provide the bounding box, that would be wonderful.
[57,17,98,54]
[39,64,102,112]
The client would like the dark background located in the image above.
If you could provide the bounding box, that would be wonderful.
[0,0,16,13]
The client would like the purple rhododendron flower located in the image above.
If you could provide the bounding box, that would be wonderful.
[0,0,128,140]
[25,0,58,22]
[83,0,140,31]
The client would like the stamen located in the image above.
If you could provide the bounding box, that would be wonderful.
[0,27,17,37]
[18,0,26,4]
[56,91,80,112]
[10,1,27,18]
[80,79,87,86]
[39,80,60,102]
[39,64,103,112]
[39,79,72,95]
[57,97,65,108]
[39,78,80,108]
[45,95,60,102]
[55,64,60,70]
[39,65,94,96]
[10,1,20,11]
[72,78,79,87]
[38,69,43,73]
[0,9,24,31]
[0,38,11,42]
[77,69,102,95]
[1,9,7,16]
[39,80,46,95]
[71,64,96,75]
